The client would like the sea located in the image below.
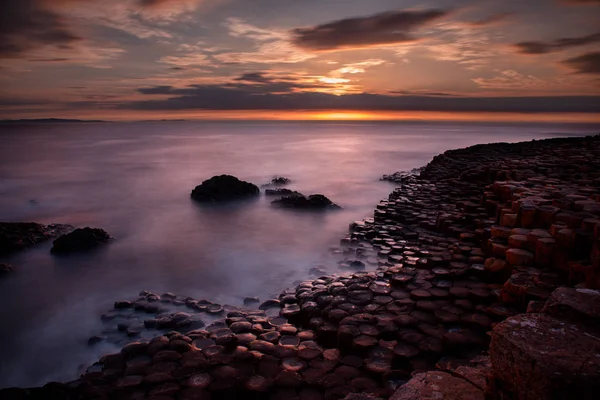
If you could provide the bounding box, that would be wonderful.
[0,120,598,388]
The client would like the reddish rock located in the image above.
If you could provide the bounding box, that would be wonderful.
[488,313,600,400]
[390,370,483,400]
[541,287,600,324]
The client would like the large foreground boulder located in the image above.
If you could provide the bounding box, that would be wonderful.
[272,194,341,210]
[487,313,600,400]
[51,228,112,254]
[191,175,260,202]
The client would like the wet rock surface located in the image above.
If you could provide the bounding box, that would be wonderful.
[51,227,112,255]
[263,177,292,187]
[272,194,341,210]
[265,188,303,197]
[191,175,260,203]
[0,222,73,255]
[4,135,600,399]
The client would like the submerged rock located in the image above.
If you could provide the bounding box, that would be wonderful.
[272,194,341,210]
[51,227,112,254]
[264,188,302,197]
[0,263,13,276]
[191,175,260,202]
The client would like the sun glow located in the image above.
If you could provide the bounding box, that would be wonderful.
[318,77,351,84]
[311,111,373,120]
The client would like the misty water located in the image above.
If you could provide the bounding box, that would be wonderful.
[0,121,598,388]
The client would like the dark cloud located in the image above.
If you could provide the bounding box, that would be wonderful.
[466,12,513,27]
[560,0,600,5]
[138,0,193,7]
[291,9,448,51]
[27,57,71,62]
[0,0,82,59]
[561,52,600,74]
[234,72,272,83]
[124,83,600,113]
[389,90,459,97]
[514,32,600,54]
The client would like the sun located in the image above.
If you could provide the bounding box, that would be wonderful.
[310,111,373,120]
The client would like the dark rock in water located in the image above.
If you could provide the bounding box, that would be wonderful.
[262,176,292,187]
[0,222,73,255]
[272,194,341,210]
[349,261,366,269]
[244,297,260,306]
[264,188,303,197]
[88,335,106,345]
[0,263,14,276]
[51,227,111,254]
[191,175,260,202]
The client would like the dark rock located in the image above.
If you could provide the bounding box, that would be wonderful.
[191,175,260,202]
[0,263,13,276]
[0,222,72,255]
[390,370,483,399]
[51,227,111,254]
[541,287,600,325]
[243,297,260,306]
[489,313,600,400]
[265,188,303,197]
[267,176,292,186]
[272,194,341,210]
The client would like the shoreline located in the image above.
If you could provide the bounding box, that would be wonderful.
[2,134,600,399]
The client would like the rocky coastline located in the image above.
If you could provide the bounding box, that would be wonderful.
[2,134,600,400]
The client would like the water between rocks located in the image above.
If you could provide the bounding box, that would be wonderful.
[0,120,598,388]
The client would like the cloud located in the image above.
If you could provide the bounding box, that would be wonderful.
[560,0,600,5]
[425,21,500,70]
[215,39,315,64]
[215,19,315,64]
[0,0,82,58]
[465,12,513,27]
[514,32,600,54]
[328,59,387,77]
[225,17,285,41]
[472,70,567,89]
[123,81,600,113]
[290,9,448,51]
[0,0,202,60]
[234,72,271,83]
[561,52,600,74]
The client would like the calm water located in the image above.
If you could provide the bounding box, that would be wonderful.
[0,121,598,388]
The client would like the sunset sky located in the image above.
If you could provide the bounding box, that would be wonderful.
[0,0,599,121]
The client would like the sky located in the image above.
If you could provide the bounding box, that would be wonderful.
[0,0,599,121]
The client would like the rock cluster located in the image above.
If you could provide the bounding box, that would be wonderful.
[51,227,112,255]
[265,189,302,197]
[263,177,292,187]
[191,175,260,203]
[272,194,341,210]
[0,222,72,255]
